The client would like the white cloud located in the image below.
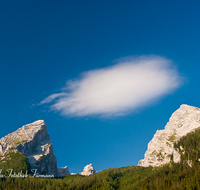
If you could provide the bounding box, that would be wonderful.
[40,93,67,104]
[40,55,183,117]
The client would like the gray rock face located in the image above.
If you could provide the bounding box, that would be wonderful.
[138,104,200,167]
[80,163,96,176]
[57,166,70,176]
[0,120,57,175]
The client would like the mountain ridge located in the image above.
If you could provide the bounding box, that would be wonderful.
[138,104,200,167]
[0,120,59,175]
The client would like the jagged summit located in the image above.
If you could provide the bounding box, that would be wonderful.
[138,104,200,167]
[80,163,96,176]
[0,120,97,177]
[0,120,57,175]
[0,120,46,150]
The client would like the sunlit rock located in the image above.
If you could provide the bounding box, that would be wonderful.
[138,104,200,167]
[0,120,57,175]
[80,163,96,176]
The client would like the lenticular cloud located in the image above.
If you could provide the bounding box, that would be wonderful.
[41,55,182,117]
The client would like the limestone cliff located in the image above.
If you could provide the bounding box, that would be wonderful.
[57,166,70,176]
[80,163,96,176]
[0,120,57,175]
[138,104,200,167]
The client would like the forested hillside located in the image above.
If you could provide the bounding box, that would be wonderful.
[1,128,200,190]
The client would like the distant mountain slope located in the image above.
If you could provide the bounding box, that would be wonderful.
[0,120,57,175]
[1,105,200,189]
[136,127,200,189]
[138,104,200,167]
[1,124,200,190]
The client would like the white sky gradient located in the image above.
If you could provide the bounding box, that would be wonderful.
[41,56,183,117]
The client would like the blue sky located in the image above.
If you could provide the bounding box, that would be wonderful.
[0,0,200,173]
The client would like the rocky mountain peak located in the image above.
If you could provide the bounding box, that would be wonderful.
[0,120,47,151]
[80,163,96,176]
[0,120,57,175]
[57,166,70,176]
[166,104,200,130]
[138,104,200,167]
